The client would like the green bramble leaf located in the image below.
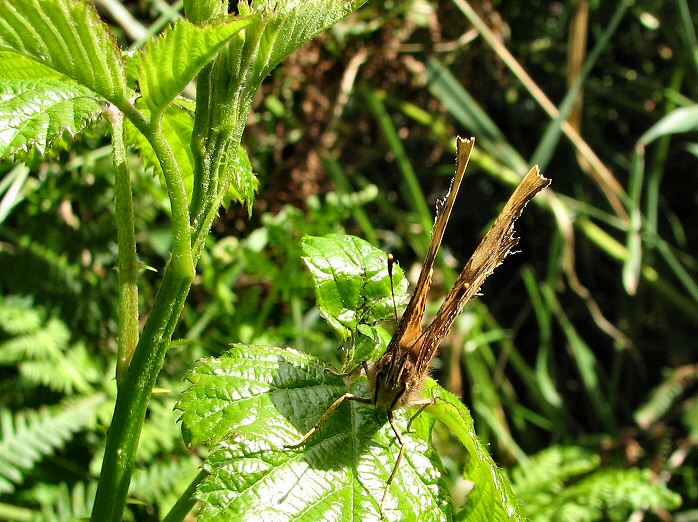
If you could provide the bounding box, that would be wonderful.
[0,0,130,159]
[125,100,256,209]
[189,0,369,217]
[133,17,253,115]
[177,344,452,521]
[0,51,68,81]
[301,234,407,348]
[0,78,101,157]
[125,101,195,191]
[0,0,128,104]
[426,383,523,521]
[178,231,526,520]
[222,142,257,215]
[183,0,226,24]
[238,0,368,86]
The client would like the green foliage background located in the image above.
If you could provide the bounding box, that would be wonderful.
[0,0,696,520]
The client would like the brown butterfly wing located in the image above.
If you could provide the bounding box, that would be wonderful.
[388,136,475,356]
[416,165,551,373]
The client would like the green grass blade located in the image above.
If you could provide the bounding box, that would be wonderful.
[677,0,698,79]
[531,0,632,170]
[625,104,698,293]
[521,268,563,408]
[322,155,378,245]
[361,83,433,244]
[541,285,615,433]
[425,58,528,173]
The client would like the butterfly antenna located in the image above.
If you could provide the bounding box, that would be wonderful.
[387,253,399,324]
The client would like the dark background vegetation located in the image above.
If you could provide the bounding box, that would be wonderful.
[0,0,696,520]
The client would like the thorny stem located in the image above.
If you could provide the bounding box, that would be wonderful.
[92,102,196,521]
[92,98,248,520]
[106,105,140,386]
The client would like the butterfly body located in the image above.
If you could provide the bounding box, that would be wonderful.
[370,337,424,409]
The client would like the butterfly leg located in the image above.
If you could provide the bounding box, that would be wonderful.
[380,397,439,517]
[380,408,407,518]
[284,392,371,448]
[326,360,373,381]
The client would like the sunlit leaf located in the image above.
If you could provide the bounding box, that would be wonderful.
[0,0,128,103]
[301,234,407,347]
[133,17,253,115]
[426,383,523,521]
[0,78,101,157]
[125,101,195,196]
[239,0,368,86]
[177,344,452,521]
[0,51,67,81]
[125,100,255,209]
[183,0,226,24]
[189,0,369,215]
[223,143,257,215]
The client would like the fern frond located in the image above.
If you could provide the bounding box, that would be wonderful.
[511,445,600,495]
[0,230,82,299]
[635,365,698,429]
[20,342,98,394]
[683,396,698,441]
[0,295,42,335]
[0,317,69,364]
[513,446,682,521]
[566,468,680,521]
[0,394,104,494]
[26,480,97,522]
[129,457,201,505]
[0,297,101,395]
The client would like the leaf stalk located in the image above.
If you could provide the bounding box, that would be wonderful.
[106,105,140,386]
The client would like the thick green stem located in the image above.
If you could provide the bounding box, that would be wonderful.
[149,123,195,281]
[120,104,195,281]
[91,164,234,520]
[92,105,196,521]
[189,64,214,223]
[91,266,192,521]
[92,101,248,521]
[106,106,140,386]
